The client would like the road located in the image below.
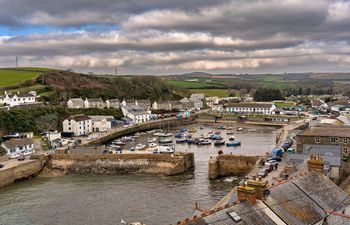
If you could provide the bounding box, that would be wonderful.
[0,158,36,171]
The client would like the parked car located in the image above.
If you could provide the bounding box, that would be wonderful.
[265,161,278,167]
[0,164,4,168]
[258,169,268,178]
[263,164,273,172]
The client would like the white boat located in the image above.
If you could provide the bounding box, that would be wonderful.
[135,144,147,151]
[229,136,235,141]
[237,127,244,131]
[147,143,159,151]
[158,132,173,137]
[148,137,158,143]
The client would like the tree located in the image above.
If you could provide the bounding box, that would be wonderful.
[0,146,7,156]
[253,88,283,101]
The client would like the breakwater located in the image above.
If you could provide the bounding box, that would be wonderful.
[0,160,43,188]
[208,154,261,179]
[47,152,195,176]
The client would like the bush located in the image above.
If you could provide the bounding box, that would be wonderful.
[0,146,7,156]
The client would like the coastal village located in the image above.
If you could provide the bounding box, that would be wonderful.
[2,87,350,224]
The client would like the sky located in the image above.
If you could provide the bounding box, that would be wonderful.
[1,0,350,75]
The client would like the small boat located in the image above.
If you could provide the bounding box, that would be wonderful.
[121,136,133,142]
[129,147,135,151]
[159,132,173,137]
[247,128,257,132]
[179,127,187,133]
[198,139,211,145]
[226,141,241,147]
[176,137,187,143]
[225,126,233,130]
[187,138,195,144]
[159,138,173,144]
[218,125,225,130]
[208,130,213,134]
[199,126,204,130]
[226,131,234,135]
[175,133,185,138]
[153,132,163,137]
[148,143,159,150]
[229,136,235,141]
[214,130,221,134]
[109,144,121,149]
[188,128,197,133]
[237,127,244,131]
[112,139,126,145]
[148,137,157,143]
[135,144,147,151]
[214,140,225,146]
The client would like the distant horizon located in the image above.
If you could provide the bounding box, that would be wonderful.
[1,1,350,74]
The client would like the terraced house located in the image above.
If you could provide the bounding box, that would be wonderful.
[296,125,350,159]
[225,102,276,115]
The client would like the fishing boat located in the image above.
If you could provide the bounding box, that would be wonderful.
[247,128,257,132]
[226,141,241,147]
[225,126,233,130]
[198,139,211,145]
[214,130,221,134]
[112,139,126,145]
[226,131,234,135]
[237,127,244,131]
[214,140,225,146]
[148,137,158,143]
[158,138,173,144]
[135,144,147,151]
[121,136,133,142]
[229,136,235,141]
[199,126,204,130]
[109,144,121,149]
[188,128,197,133]
[176,137,187,143]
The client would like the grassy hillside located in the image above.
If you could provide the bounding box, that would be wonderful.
[0,67,57,88]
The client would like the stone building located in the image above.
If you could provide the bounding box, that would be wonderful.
[296,125,350,159]
[62,115,92,136]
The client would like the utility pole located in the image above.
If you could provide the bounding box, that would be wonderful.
[115,67,118,76]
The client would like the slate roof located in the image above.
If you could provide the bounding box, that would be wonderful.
[190,201,278,225]
[292,172,350,211]
[264,178,326,225]
[226,103,274,108]
[66,115,91,122]
[298,126,350,138]
[2,138,34,149]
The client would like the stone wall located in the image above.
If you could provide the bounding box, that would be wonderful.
[208,154,260,179]
[47,152,195,176]
[0,160,43,188]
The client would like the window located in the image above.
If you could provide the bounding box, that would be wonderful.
[315,137,321,143]
[344,138,349,144]
[330,137,338,144]
[344,147,349,154]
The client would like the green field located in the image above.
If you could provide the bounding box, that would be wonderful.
[190,89,230,97]
[274,101,296,107]
[0,68,42,87]
[166,80,222,88]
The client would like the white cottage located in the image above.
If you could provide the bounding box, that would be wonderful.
[89,116,113,132]
[67,98,84,109]
[225,102,276,114]
[121,105,151,124]
[0,91,36,107]
[1,138,35,158]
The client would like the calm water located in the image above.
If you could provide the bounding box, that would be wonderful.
[0,124,276,225]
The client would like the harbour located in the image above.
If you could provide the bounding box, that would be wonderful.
[0,124,276,225]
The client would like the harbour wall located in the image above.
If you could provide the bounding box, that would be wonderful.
[47,152,195,176]
[86,116,197,146]
[208,154,261,179]
[0,160,43,188]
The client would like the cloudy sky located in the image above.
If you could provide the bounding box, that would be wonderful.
[1,0,350,74]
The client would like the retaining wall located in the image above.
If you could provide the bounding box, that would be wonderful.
[0,160,43,188]
[208,154,260,179]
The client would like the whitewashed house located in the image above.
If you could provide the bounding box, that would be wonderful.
[205,97,220,108]
[106,99,120,109]
[121,105,151,124]
[67,98,84,108]
[63,115,92,136]
[0,91,36,107]
[225,102,276,114]
[1,138,35,158]
[89,116,114,132]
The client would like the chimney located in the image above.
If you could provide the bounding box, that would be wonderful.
[307,154,324,173]
[237,185,257,204]
[246,178,268,200]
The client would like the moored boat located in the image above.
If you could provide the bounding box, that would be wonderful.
[225,126,233,130]
[176,137,187,143]
[229,136,235,141]
[218,125,225,130]
[226,131,234,135]
[135,143,147,150]
[214,130,221,134]
[198,139,211,145]
[188,128,197,133]
[158,138,173,144]
[226,141,241,147]
[148,137,158,143]
[237,127,244,131]
[214,140,225,146]
[179,127,187,132]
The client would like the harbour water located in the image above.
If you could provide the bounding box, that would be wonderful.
[0,124,276,225]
